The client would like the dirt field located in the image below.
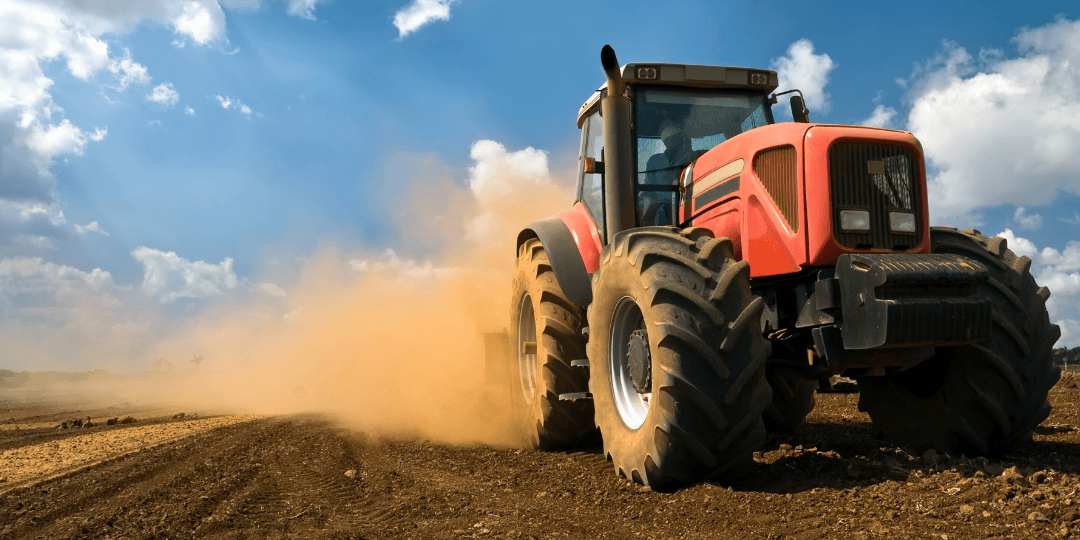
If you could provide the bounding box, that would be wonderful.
[3,373,1080,539]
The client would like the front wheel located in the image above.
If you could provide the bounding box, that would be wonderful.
[856,228,1061,455]
[588,227,772,489]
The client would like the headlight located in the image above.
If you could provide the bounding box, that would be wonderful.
[889,212,916,233]
[839,210,871,231]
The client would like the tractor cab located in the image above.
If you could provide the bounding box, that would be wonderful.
[575,64,779,239]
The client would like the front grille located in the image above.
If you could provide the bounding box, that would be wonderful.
[829,142,921,250]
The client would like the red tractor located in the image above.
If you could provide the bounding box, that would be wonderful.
[504,45,1060,489]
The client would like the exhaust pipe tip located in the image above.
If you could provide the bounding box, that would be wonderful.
[601,45,623,94]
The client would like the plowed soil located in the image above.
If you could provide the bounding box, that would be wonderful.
[3,373,1080,539]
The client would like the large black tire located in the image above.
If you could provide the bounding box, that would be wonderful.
[857,228,1061,455]
[587,227,772,489]
[510,238,596,449]
[764,367,816,433]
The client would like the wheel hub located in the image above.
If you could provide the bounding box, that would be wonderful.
[627,329,651,393]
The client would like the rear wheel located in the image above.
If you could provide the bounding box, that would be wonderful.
[588,227,772,489]
[510,238,595,449]
[857,228,1061,455]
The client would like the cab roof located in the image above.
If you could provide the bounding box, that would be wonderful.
[576,63,780,128]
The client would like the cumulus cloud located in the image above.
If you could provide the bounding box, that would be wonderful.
[147,82,180,107]
[108,49,151,90]
[73,221,109,236]
[860,104,899,129]
[998,229,1080,347]
[185,106,196,116]
[27,120,107,162]
[0,255,166,369]
[219,0,327,19]
[0,256,121,311]
[464,140,559,243]
[393,0,457,39]
[131,247,240,304]
[0,1,202,249]
[349,249,463,282]
[255,282,287,297]
[286,0,328,20]
[772,39,836,115]
[169,1,227,46]
[905,17,1080,219]
[1013,207,1043,231]
[213,95,253,115]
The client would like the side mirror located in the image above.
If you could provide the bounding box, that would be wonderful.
[790,95,810,123]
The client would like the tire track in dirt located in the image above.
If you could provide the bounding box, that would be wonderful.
[0,419,265,538]
[0,415,259,494]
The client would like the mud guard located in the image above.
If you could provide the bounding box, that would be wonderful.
[516,216,593,306]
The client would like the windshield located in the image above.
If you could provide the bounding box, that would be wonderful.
[632,86,773,226]
[635,86,773,181]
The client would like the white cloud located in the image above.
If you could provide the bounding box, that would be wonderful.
[998,229,1080,347]
[27,120,107,161]
[0,256,121,310]
[170,1,227,46]
[131,247,240,304]
[465,140,556,242]
[905,18,1080,219]
[1013,207,1043,231]
[0,0,188,248]
[14,234,56,251]
[185,106,196,116]
[467,140,549,199]
[860,104,898,129]
[221,0,263,8]
[256,282,287,297]
[393,0,456,39]
[286,0,327,20]
[350,249,461,281]
[212,95,254,116]
[772,39,836,115]
[108,49,151,91]
[73,221,109,236]
[147,82,180,107]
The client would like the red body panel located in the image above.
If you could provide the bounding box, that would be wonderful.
[683,123,929,277]
[561,202,603,273]
[686,123,810,278]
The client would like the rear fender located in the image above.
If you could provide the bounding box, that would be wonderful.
[516,211,595,307]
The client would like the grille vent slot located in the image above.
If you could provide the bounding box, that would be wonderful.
[754,145,799,232]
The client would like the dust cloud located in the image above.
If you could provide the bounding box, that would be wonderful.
[138,141,578,446]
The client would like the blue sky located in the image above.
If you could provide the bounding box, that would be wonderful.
[2,0,1080,371]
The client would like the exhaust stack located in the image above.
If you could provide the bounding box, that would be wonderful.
[600,45,635,242]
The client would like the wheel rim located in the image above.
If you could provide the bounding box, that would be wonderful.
[516,292,537,404]
[609,296,650,429]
